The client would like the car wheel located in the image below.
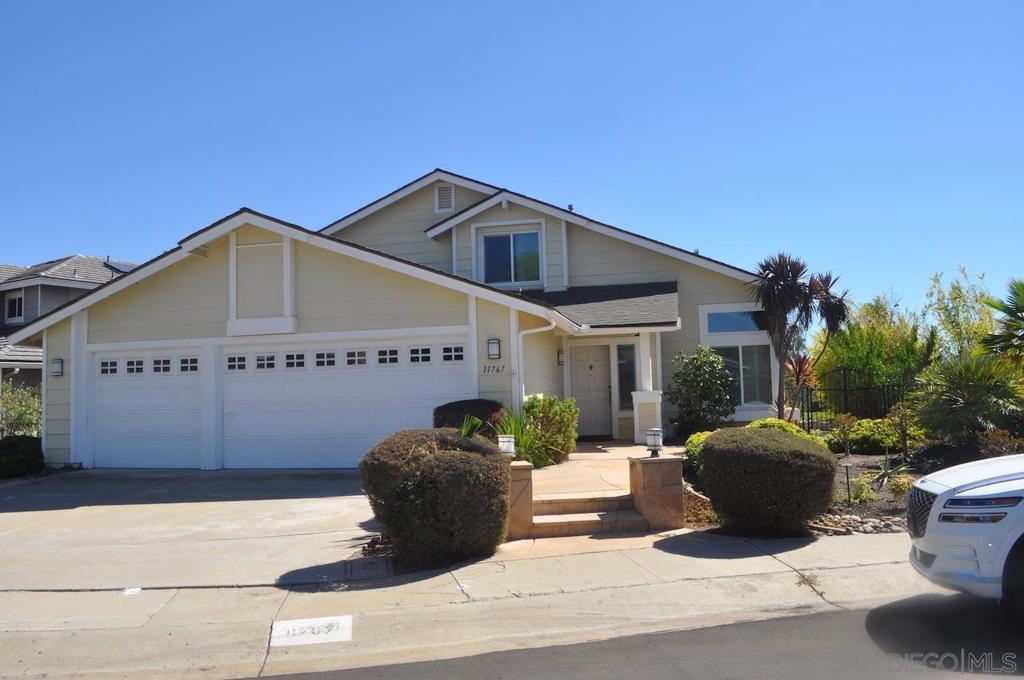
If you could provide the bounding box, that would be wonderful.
[1005,540,1024,621]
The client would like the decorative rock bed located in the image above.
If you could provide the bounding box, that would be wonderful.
[811,513,908,535]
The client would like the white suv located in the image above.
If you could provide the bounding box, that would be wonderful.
[908,454,1024,617]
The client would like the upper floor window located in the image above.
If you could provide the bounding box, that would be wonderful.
[483,231,540,285]
[434,184,455,213]
[4,290,24,323]
[707,311,766,333]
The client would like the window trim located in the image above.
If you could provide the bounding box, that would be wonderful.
[434,183,455,213]
[442,344,465,362]
[226,354,248,372]
[255,353,277,370]
[125,358,145,375]
[698,302,778,416]
[179,356,199,373]
[377,347,400,366]
[471,220,546,290]
[408,346,432,364]
[345,349,368,367]
[99,358,119,376]
[152,357,172,374]
[4,289,24,323]
[284,351,307,369]
[315,350,336,368]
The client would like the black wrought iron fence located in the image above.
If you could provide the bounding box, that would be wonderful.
[787,367,911,433]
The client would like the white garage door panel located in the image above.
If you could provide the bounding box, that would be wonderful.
[93,356,202,468]
[222,339,473,468]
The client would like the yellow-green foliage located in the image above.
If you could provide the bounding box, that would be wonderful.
[683,431,714,472]
[746,418,828,449]
[888,474,915,497]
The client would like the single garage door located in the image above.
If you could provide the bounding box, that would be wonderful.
[222,337,474,468]
[93,353,203,468]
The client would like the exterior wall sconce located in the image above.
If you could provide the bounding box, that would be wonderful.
[487,338,501,360]
[646,427,663,458]
[556,349,565,366]
[498,434,516,458]
[51,358,64,377]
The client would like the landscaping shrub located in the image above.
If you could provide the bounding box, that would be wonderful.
[977,429,1024,458]
[522,396,579,463]
[0,384,41,437]
[700,428,837,536]
[665,346,739,439]
[824,418,917,454]
[432,399,506,442]
[359,428,509,568]
[888,474,915,497]
[683,430,713,473]
[746,418,827,448]
[0,435,44,479]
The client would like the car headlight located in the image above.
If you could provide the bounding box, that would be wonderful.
[944,497,1021,508]
[939,513,1007,524]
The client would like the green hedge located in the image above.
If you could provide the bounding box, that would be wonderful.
[683,431,713,473]
[432,399,506,442]
[359,428,509,568]
[824,417,925,454]
[0,436,44,479]
[746,418,827,448]
[701,428,837,536]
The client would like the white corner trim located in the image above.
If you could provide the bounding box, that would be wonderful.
[227,316,298,337]
[199,343,223,470]
[323,171,498,234]
[228,230,237,321]
[467,295,479,396]
[69,310,93,468]
[560,334,570,398]
[282,237,295,318]
[509,309,520,408]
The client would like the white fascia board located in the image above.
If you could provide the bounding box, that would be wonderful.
[0,278,98,292]
[426,192,757,283]
[322,171,499,235]
[8,211,579,345]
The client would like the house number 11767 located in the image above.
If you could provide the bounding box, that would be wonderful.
[482,365,506,374]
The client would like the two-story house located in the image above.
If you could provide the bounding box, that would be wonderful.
[9,170,777,469]
[1,256,135,387]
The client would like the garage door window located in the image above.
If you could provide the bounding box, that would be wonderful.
[227,355,246,371]
[285,353,305,369]
[316,351,336,367]
[409,347,431,363]
[152,358,171,373]
[256,354,276,370]
[346,350,367,366]
[442,345,464,361]
[126,359,144,375]
[378,348,399,365]
[100,359,119,375]
[180,357,199,373]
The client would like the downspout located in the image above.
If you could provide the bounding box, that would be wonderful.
[517,320,556,407]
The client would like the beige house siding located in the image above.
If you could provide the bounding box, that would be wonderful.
[88,237,230,343]
[475,298,514,405]
[295,242,467,333]
[43,318,71,463]
[340,182,487,272]
[236,243,284,318]
[519,313,562,399]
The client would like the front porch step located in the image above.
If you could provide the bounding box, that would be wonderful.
[533,491,635,516]
[530,510,648,538]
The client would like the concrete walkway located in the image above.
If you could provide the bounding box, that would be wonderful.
[0,528,949,679]
[532,441,685,498]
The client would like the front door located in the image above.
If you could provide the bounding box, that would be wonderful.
[570,346,612,437]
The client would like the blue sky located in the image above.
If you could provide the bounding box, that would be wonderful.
[2,1,1021,313]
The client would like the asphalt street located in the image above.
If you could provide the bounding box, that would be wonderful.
[265,594,1024,680]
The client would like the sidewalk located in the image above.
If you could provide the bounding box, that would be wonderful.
[0,529,949,679]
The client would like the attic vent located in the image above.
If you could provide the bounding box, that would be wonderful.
[434,184,455,213]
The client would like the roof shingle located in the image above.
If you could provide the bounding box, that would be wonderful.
[521,282,679,328]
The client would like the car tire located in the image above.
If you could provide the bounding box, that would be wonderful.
[1005,540,1024,621]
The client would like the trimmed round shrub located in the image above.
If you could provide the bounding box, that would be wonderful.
[433,399,506,442]
[701,428,837,536]
[683,430,714,473]
[359,428,509,568]
[746,417,827,448]
[0,435,44,479]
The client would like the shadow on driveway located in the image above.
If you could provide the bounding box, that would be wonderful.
[0,468,364,513]
[652,529,815,559]
[865,593,1024,675]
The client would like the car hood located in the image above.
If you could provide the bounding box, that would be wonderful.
[919,454,1024,492]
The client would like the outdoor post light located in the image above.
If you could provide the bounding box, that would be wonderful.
[646,427,663,458]
[498,434,516,458]
[51,358,64,377]
[487,338,501,360]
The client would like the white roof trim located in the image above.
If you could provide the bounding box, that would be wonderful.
[322,170,499,235]
[425,191,757,283]
[8,210,580,345]
[0,277,98,292]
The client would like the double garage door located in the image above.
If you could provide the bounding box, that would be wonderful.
[92,336,474,468]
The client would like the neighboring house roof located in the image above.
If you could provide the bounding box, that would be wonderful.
[422,186,758,282]
[8,208,609,346]
[321,169,500,234]
[0,264,28,281]
[521,282,680,329]
[0,330,42,366]
[0,255,137,288]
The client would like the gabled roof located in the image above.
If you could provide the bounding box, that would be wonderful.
[8,208,590,346]
[321,168,500,235]
[521,282,680,329]
[0,332,42,366]
[0,255,137,291]
[423,188,758,282]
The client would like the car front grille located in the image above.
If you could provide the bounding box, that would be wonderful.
[907,487,937,538]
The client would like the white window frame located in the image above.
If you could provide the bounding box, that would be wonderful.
[442,344,465,362]
[472,220,546,290]
[284,351,307,369]
[226,354,248,372]
[152,357,172,374]
[99,358,119,376]
[180,356,199,373]
[4,289,24,323]
[377,347,399,366]
[698,302,779,418]
[125,358,145,375]
[434,183,456,213]
[408,346,432,364]
[345,349,368,367]
[314,350,336,368]
[255,353,277,370]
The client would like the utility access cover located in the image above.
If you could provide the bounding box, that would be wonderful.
[270,615,353,647]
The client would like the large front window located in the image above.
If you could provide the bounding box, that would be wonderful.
[483,231,540,285]
[701,303,774,409]
[712,345,772,405]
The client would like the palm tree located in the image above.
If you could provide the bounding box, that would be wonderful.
[751,253,850,420]
[983,279,1024,363]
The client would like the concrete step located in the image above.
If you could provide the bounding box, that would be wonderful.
[530,510,648,538]
[533,491,635,516]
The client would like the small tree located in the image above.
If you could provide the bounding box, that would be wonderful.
[0,384,41,437]
[666,346,739,439]
[831,413,857,457]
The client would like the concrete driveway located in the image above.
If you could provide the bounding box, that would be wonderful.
[0,469,376,590]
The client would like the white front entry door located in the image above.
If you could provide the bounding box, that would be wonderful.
[570,346,612,437]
